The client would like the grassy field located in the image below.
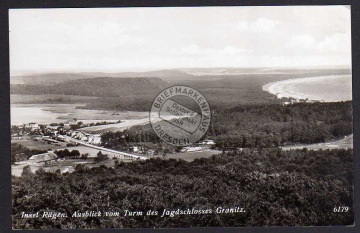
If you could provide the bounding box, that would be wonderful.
[79,118,149,133]
[282,134,353,151]
[11,139,66,150]
[150,149,222,161]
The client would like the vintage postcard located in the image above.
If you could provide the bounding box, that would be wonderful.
[9,5,354,229]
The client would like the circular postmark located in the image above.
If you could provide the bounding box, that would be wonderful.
[150,86,211,146]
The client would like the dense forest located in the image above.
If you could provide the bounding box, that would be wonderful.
[101,101,352,151]
[212,101,352,148]
[12,148,353,229]
[10,77,169,98]
[11,77,171,111]
[10,70,193,85]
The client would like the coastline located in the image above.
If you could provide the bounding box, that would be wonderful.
[11,103,149,125]
[262,75,352,102]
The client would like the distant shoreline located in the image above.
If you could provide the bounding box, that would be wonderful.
[262,75,352,102]
[10,104,149,125]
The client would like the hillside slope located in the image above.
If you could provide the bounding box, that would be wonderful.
[10,70,192,85]
[11,77,170,97]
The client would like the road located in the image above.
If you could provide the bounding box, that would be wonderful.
[63,135,148,160]
[281,134,353,151]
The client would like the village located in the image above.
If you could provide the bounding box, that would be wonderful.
[275,94,323,106]
[11,118,218,176]
[11,118,216,152]
[11,118,113,145]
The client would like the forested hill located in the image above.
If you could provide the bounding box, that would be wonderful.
[11,73,98,85]
[10,77,170,97]
[12,149,353,228]
[10,70,192,85]
[101,101,353,149]
[83,69,193,79]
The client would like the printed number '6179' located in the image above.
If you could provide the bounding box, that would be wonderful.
[333,206,349,212]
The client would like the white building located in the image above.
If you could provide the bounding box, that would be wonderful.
[88,134,101,145]
[27,123,39,130]
[202,140,215,145]
[133,146,139,152]
[276,93,284,99]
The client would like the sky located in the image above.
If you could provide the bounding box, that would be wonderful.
[9,6,351,73]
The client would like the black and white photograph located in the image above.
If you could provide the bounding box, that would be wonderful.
[8,5,354,229]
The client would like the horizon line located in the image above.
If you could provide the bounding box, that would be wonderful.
[10,65,353,76]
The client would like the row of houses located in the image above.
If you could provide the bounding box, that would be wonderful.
[14,119,79,131]
[67,131,102,145]
[12,119,103,146]
[11,120,79,137]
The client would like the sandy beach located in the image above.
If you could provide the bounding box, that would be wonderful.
[262,75,352,102]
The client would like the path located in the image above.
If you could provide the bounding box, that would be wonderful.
[63,135,148,160]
